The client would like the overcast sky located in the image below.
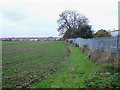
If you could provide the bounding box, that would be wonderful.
[0,0,119,38]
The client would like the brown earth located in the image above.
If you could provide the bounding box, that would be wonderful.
[21,44,71,88]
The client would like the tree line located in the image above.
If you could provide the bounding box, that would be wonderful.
[57,10,111,39]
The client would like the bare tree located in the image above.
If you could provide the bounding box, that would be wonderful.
[57,10,89,35]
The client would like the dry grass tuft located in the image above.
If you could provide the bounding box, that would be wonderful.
[80,47,120,69]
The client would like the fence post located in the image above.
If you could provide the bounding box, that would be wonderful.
[100,38,103,50]
[92,38,94,50]
[116,38,119,57]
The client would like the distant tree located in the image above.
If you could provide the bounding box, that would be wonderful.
[63,29,72,39]
[57,10,93,39]
[63,25,93,39]
[75,25,93,39]
[63,28,78,39]
[94,29,111,37]
[57,10,89,36]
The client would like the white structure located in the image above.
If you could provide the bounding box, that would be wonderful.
[118,1,120,35]
[29,39,38,41]
[111,30,119,37]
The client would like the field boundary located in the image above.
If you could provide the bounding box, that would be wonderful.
[67,37,120,56]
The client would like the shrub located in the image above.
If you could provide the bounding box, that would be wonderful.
[84,69,120,88]
[49,68,53,71]
[70,40,73,44]
[103,64,115,73]
[66,40,68,42]
[83,44,89,51]
[83,44,89,49]
[74,43,79,47]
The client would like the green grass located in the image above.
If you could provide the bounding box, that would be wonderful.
[2,41,32,45]
[32,43,98,88]
[3,41,119,88]
[2,41,100,88]
[84,64,120,88]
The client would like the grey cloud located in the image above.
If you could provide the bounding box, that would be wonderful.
[1,8,26,21]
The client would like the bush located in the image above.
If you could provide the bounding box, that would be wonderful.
[74,43,79,47]
[83,44,89,50]
[104,64,114,70]
[84,69,120,88]
[70,40,73,44]
[66,40,68,42]
[103,64,115,73]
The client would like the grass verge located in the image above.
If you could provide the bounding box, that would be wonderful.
[32,42,98,88]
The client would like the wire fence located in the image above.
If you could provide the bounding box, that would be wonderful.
[67,37,120,55]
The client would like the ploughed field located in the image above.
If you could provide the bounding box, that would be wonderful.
[2,41,66,88]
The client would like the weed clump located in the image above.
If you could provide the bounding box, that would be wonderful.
[70,40,73,44]
[74,43,79,47]
[83,44,89,50]
[66,40,69,42]
[84,64,120,88]
[81,44,90,53]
